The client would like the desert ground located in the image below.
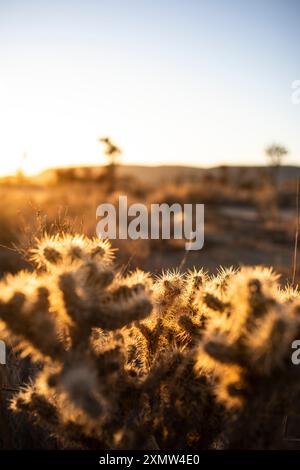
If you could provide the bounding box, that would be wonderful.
[0,164,299,281]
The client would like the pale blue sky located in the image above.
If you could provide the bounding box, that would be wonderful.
[0,0,299,174]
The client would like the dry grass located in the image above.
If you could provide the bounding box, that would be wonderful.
[0,175,298,280]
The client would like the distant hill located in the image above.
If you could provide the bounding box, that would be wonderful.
[36,164,300,185]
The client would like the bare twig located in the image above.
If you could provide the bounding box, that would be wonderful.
[0,387,19,393]
[0,243,18,253]
[179,231,193,272]
[292,178,299,287]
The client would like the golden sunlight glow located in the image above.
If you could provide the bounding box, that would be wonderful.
[2,46,292,177]
[0,66,270,177]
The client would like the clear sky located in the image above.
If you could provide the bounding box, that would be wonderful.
[0,0,299,175]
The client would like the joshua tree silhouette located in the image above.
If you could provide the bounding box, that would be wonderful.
[99,137,122,193]
[265,143,288,188]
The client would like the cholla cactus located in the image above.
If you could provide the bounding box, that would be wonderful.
[0,233,153,449]
[194,267,300,448]
[1,235,300,450]
[125,269,208,377]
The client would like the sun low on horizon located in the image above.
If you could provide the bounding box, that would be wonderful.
[0,0,299,177]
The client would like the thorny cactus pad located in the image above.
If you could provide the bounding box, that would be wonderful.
[1,235,300,449]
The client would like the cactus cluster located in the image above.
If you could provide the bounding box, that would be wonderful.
[0,234,300,449]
